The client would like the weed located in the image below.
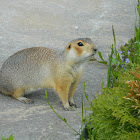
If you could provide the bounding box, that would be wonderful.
[45,89,80,135]
[1,134,13,140]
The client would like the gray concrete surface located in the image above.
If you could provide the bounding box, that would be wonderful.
[0,0,137,140]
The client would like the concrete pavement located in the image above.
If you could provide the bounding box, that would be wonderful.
[0,0,137,139]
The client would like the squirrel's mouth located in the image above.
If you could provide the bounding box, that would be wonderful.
[91,52,96,56]
[87,52,96,60]
[85,53,95,60]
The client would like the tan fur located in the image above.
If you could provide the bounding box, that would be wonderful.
[12,88,25,99]
[0,38,96,110]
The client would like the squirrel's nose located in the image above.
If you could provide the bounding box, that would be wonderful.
[94,48,97,52]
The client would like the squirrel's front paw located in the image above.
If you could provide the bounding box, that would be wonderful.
[69,102,78,108]
[63,103,74,111]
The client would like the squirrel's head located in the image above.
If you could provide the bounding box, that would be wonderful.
[65,38,97,63]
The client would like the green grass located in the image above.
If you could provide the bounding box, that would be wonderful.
[82,65,140,140]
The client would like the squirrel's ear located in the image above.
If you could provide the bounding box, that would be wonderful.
[66,43,71,50]
[68,44,71,49]
[66,43,71,52]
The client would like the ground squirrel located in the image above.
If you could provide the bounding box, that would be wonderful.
[0,38,97,110]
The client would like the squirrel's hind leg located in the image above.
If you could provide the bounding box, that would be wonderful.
[12,88,34,104]
[16,96,34,104]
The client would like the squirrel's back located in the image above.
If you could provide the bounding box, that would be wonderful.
[0,47,61,93]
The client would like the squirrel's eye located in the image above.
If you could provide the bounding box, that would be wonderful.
[77,42,84,46]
